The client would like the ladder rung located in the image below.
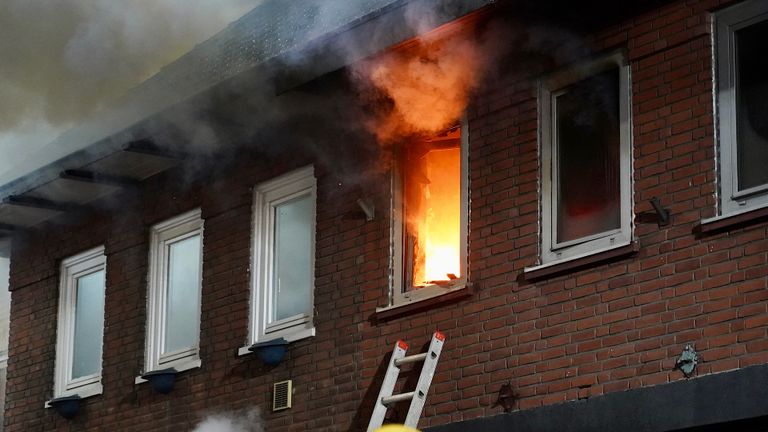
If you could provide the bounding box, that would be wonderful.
[394,352,427,367]
[382,392,414,405]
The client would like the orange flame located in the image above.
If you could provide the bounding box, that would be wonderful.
[405,131,462,286]
[357,33,489,289]
[359,36,486,141]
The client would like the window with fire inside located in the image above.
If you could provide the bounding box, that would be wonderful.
[386,121,469,309]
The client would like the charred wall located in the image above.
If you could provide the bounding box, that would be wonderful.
[4,0,768,431]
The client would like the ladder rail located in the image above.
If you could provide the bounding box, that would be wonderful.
[367,340,409,432]
[403,332,445,428]
[366,332,446,431]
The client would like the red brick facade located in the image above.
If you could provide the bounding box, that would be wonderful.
[5,0,768,430]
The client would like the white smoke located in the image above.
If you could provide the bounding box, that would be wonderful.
[191,408,265,432]
[0,0,260,176]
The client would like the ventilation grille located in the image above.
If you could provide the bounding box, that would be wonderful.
[273,380,292,411]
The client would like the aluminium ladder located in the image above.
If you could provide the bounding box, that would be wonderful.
[367,331,446,431]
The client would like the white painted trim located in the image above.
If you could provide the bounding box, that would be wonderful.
[248,166,316,346]
[539,51,633,265]
[143,209,204,375]
[389,119,469,307]
[714,0,768,215]
[53,246,106,399]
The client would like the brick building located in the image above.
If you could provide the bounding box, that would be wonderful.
[1,0,767,430]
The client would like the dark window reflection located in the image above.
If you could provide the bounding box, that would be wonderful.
[555,67,621,243]
[736,19,768,191]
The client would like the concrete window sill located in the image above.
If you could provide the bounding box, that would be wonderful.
[375,284,473,321]
[696,205,768,234]
[523,242,639,281]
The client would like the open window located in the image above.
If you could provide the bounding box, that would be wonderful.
[714,0,768,216]
[536,52,633,266]
[54,246,106,399]
[242,166,316,352]
[142,209,204,375]
[386,121,469,308]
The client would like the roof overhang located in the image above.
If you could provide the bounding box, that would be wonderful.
[0,0,494,256]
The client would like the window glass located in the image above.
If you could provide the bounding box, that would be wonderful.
[248,166,315,346]
[555,68,621,243]
[533,53,632,268]
[273,195,313,322]
[145,210,203,373]
[164,235,201,353]
[735,19,768,191]
[71,270,105,379]
[54,247,105,398]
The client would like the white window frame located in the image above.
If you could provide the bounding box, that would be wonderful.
[379,119,469,311]
[241,166,316,354]
[53,246,106,399]
[538,52,633,265]
[142,209,204,375]
[714,0,768,216]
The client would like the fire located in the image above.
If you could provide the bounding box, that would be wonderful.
[355,32,490,290]
[404,129,461,287]
[357,35,486,141]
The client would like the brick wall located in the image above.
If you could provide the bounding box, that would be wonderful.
[5,0,768,430]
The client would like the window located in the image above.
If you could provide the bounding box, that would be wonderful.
[538,53,632,264]
[53,246,106,399]
[386,122,469,307]
[143,209,203,374]
[0,257,10,428]
[245,166,316,349]
[715,0,768,216]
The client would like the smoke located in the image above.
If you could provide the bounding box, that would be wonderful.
[349,8,598,145]
[191,408,264,432]
[0,0,259,174]
[352,35,490,142]
[0,0,595,194]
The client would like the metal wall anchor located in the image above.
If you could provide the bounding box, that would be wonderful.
[675,344,698,378]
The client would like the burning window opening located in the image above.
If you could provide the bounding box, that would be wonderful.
[399,125,465,293]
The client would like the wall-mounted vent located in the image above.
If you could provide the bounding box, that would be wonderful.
[273,380,292,411]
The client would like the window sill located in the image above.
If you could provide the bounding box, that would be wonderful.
[44,386,102,408]
[523,242,639,281]
[134,358,201,385]
[237,327,315,357]
[375,284,473,321]
[696,205,768,234]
